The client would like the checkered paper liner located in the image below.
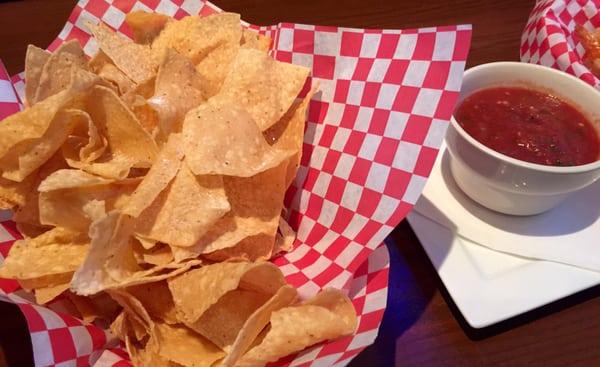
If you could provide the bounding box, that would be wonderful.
[521,0,600,89]
[0,0,472,366]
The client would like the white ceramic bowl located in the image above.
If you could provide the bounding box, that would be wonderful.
[446,62,600,215]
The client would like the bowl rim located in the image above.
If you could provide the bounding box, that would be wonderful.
[451,61,600,174]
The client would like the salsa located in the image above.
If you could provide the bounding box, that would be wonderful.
[454,87,600,166]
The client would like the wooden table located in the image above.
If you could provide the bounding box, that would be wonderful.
[1,1,600,366]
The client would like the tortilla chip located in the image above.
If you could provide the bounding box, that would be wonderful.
[148,49,205,137]
[134,165,230,248]
[0,109,91,182]
[10,153,68,228]
[236,289,357,367]
[123,94,160,137]
[61,109,107,166]
[24,45,51,107]
[274,217,296,254]
[123,133,183,218]
[151,13,241,65]
[88,22,157,83]
[155,323,225,367]
[98,62,136,95]
[18,272,73,290]
[33,40,88,104]
[202,232,278,263]
[71,212,201,295]
[128,336,174,367]
[223,285,297,366]
[265,87,315,188]
[133,241,174,267]
[109,287,154,336]
[35,281,70,304]
[127,281,178,324]
[38,169,139,232]
[0,69,101,182]
[187,288,271,349]
[241,29,271,52]
[0,227,88,280]
[88,50,111,72]
[0,175,35,209]
[87,85,158,165]
[125,11,170,45]
[65,292,101,322]
[220,48,310,131]
[110,311,130,340]
[183,95,294,177]
[167,261,285,324]
[71,85,158,179]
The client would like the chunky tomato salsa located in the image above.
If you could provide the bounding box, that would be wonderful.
[454,87,600,166]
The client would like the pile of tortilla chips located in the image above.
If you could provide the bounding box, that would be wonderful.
[0,11,357,367]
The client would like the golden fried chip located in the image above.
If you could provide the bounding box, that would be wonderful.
[202,232,278,263]
[241,29,271,52]
[0,109,91,182]
[183,96,294,177]
[275,217,296,254]
[236,289,357,367]
[61,110,107,165]
[71,212,201,295]
[223,285,297,366]
[125,11,170,45]
[151,13,241,97]
[0,175,35,209]
[110,311,130,340]
[0,69,101,182]
[134,165,230,248]
[86,85,158,166]
[38,169,139,232]
[205,160,287,257]
[33,40,87,104]
[187,288,271,349]
[221,48,310,131]
[127,335,173,367]
[127,281,178,324]
[35,281,70,304]
[24,45,51,107]
[123,133,183,218]
[66,292,100,322]
[88,50,112,72]
[167,261,285,324]
[132,240,174,266]
[0,227,88,280]
[151,13,240,65]
[70,85,158,179]
[148,49,205,137]
[109,287,154,337]
[265,87,316,187]
[88,22,157,83]
[155,323,225,367]
[98,62,136,95]
[173,159,287,262]
[125,95,160,137]
[18,272,73,290]
[12,154,69,234]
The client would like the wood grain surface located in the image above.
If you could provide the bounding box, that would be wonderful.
[1,1,599,366]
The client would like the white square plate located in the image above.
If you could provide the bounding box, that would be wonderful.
[407,212,600,328]
[406,144,600,328]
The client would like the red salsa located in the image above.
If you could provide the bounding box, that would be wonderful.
[454,87,600,166]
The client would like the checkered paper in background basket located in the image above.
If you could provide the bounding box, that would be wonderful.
[521,0,600,89]
[0,0,472,366]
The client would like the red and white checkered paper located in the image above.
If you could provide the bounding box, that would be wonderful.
[521,0,600,89]
[0,0,472,366]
